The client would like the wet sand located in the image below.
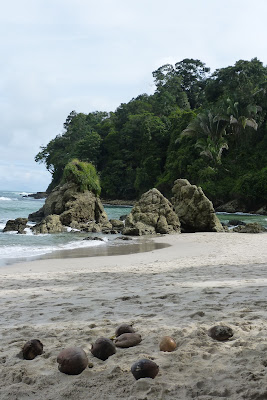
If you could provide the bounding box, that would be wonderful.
[0,232,267,399]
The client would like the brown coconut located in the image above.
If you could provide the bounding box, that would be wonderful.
[208,325,234,341]
[91,337,116,361]
[22,339,43,360]
[115,324,135,337]
[159,336,177,352]
[131,359,159,380]
[57,347,88,375]
[115,333,142,348]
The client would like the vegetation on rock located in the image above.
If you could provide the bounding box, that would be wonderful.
[62,159,101,195]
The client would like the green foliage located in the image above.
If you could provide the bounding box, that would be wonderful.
[62,159,101,195]
[233,167,267,206]
[35,57,267,208]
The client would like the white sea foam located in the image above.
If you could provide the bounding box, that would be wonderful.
[19,192,33,196]
[0,197,13,201]
[0,238,106,260]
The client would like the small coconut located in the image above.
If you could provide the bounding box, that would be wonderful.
[159,336,177,352]
[115,333,142,348]
[22,339,43,360]
[131,359,159,380]
[208,325,234,341]
[115,324,135,337]
[57,347,88,375]
[91,337,116,361]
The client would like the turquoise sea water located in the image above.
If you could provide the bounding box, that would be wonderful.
[0,190,266,266]
[0,191,132,266]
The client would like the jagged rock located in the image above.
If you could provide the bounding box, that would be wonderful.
[3,218,28,233]
[115,236,133,241]
[171,179,223,233]
[28,208,44,222]
[119,214,128,221]
[216,199,247,213]
[28,183,109,233]
[83,236,104,241]
[228,219,246,226]
[32,215,64,234]
[233,222,266,233]
[255,205,267,215]
[24,192,47,199]
[123,188,181,236]
[110,219,124,231]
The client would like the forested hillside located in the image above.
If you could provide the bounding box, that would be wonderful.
[35,58,267,210]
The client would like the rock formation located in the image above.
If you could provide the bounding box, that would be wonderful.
[3,218,28,234]
[29,183,110,233]
[171,179,223,233]
[233,222,266,233]
[123,188,181,235]
[32,215,64,234]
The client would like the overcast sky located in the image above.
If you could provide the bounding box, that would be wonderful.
[1,0,267,191]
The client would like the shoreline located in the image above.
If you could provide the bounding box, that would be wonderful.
[1,232,267,399]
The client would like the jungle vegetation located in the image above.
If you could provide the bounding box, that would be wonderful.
[35,58,267,210]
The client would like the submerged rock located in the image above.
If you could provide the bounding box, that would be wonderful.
[123,188,181,236]
[171,179,223,233]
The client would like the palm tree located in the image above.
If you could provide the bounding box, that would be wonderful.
[177,111,229,166]
[216,98,259,142]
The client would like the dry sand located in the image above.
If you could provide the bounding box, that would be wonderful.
[0,232,267,399]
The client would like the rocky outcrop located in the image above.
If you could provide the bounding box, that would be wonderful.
[24,192,47,199]
[215,199,247,213]
[171,179,223,233]
[32,215,64,234]
[233,223,266,233]
[123,188,181,236]
[110,219,125,231]
[3,218,28,234]
[29,183,109,233]
[255,205,267,215]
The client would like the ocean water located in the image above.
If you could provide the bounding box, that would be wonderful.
[0,190,266,267]
[0,191,132,266]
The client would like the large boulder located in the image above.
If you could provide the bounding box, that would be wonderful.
[233,223,266,233]
[29,183,109,233]
[123,188,181,236]
[171,179,223,233]
[3,218,28,234]
[32,215,64,234]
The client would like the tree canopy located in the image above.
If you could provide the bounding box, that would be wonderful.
[35,58,267,210]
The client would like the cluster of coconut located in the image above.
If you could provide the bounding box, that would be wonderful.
[22,324,233,380]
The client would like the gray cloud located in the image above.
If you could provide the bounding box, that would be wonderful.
[1,0,267,190]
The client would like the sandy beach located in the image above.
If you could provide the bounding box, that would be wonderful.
[1,232,267,399]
